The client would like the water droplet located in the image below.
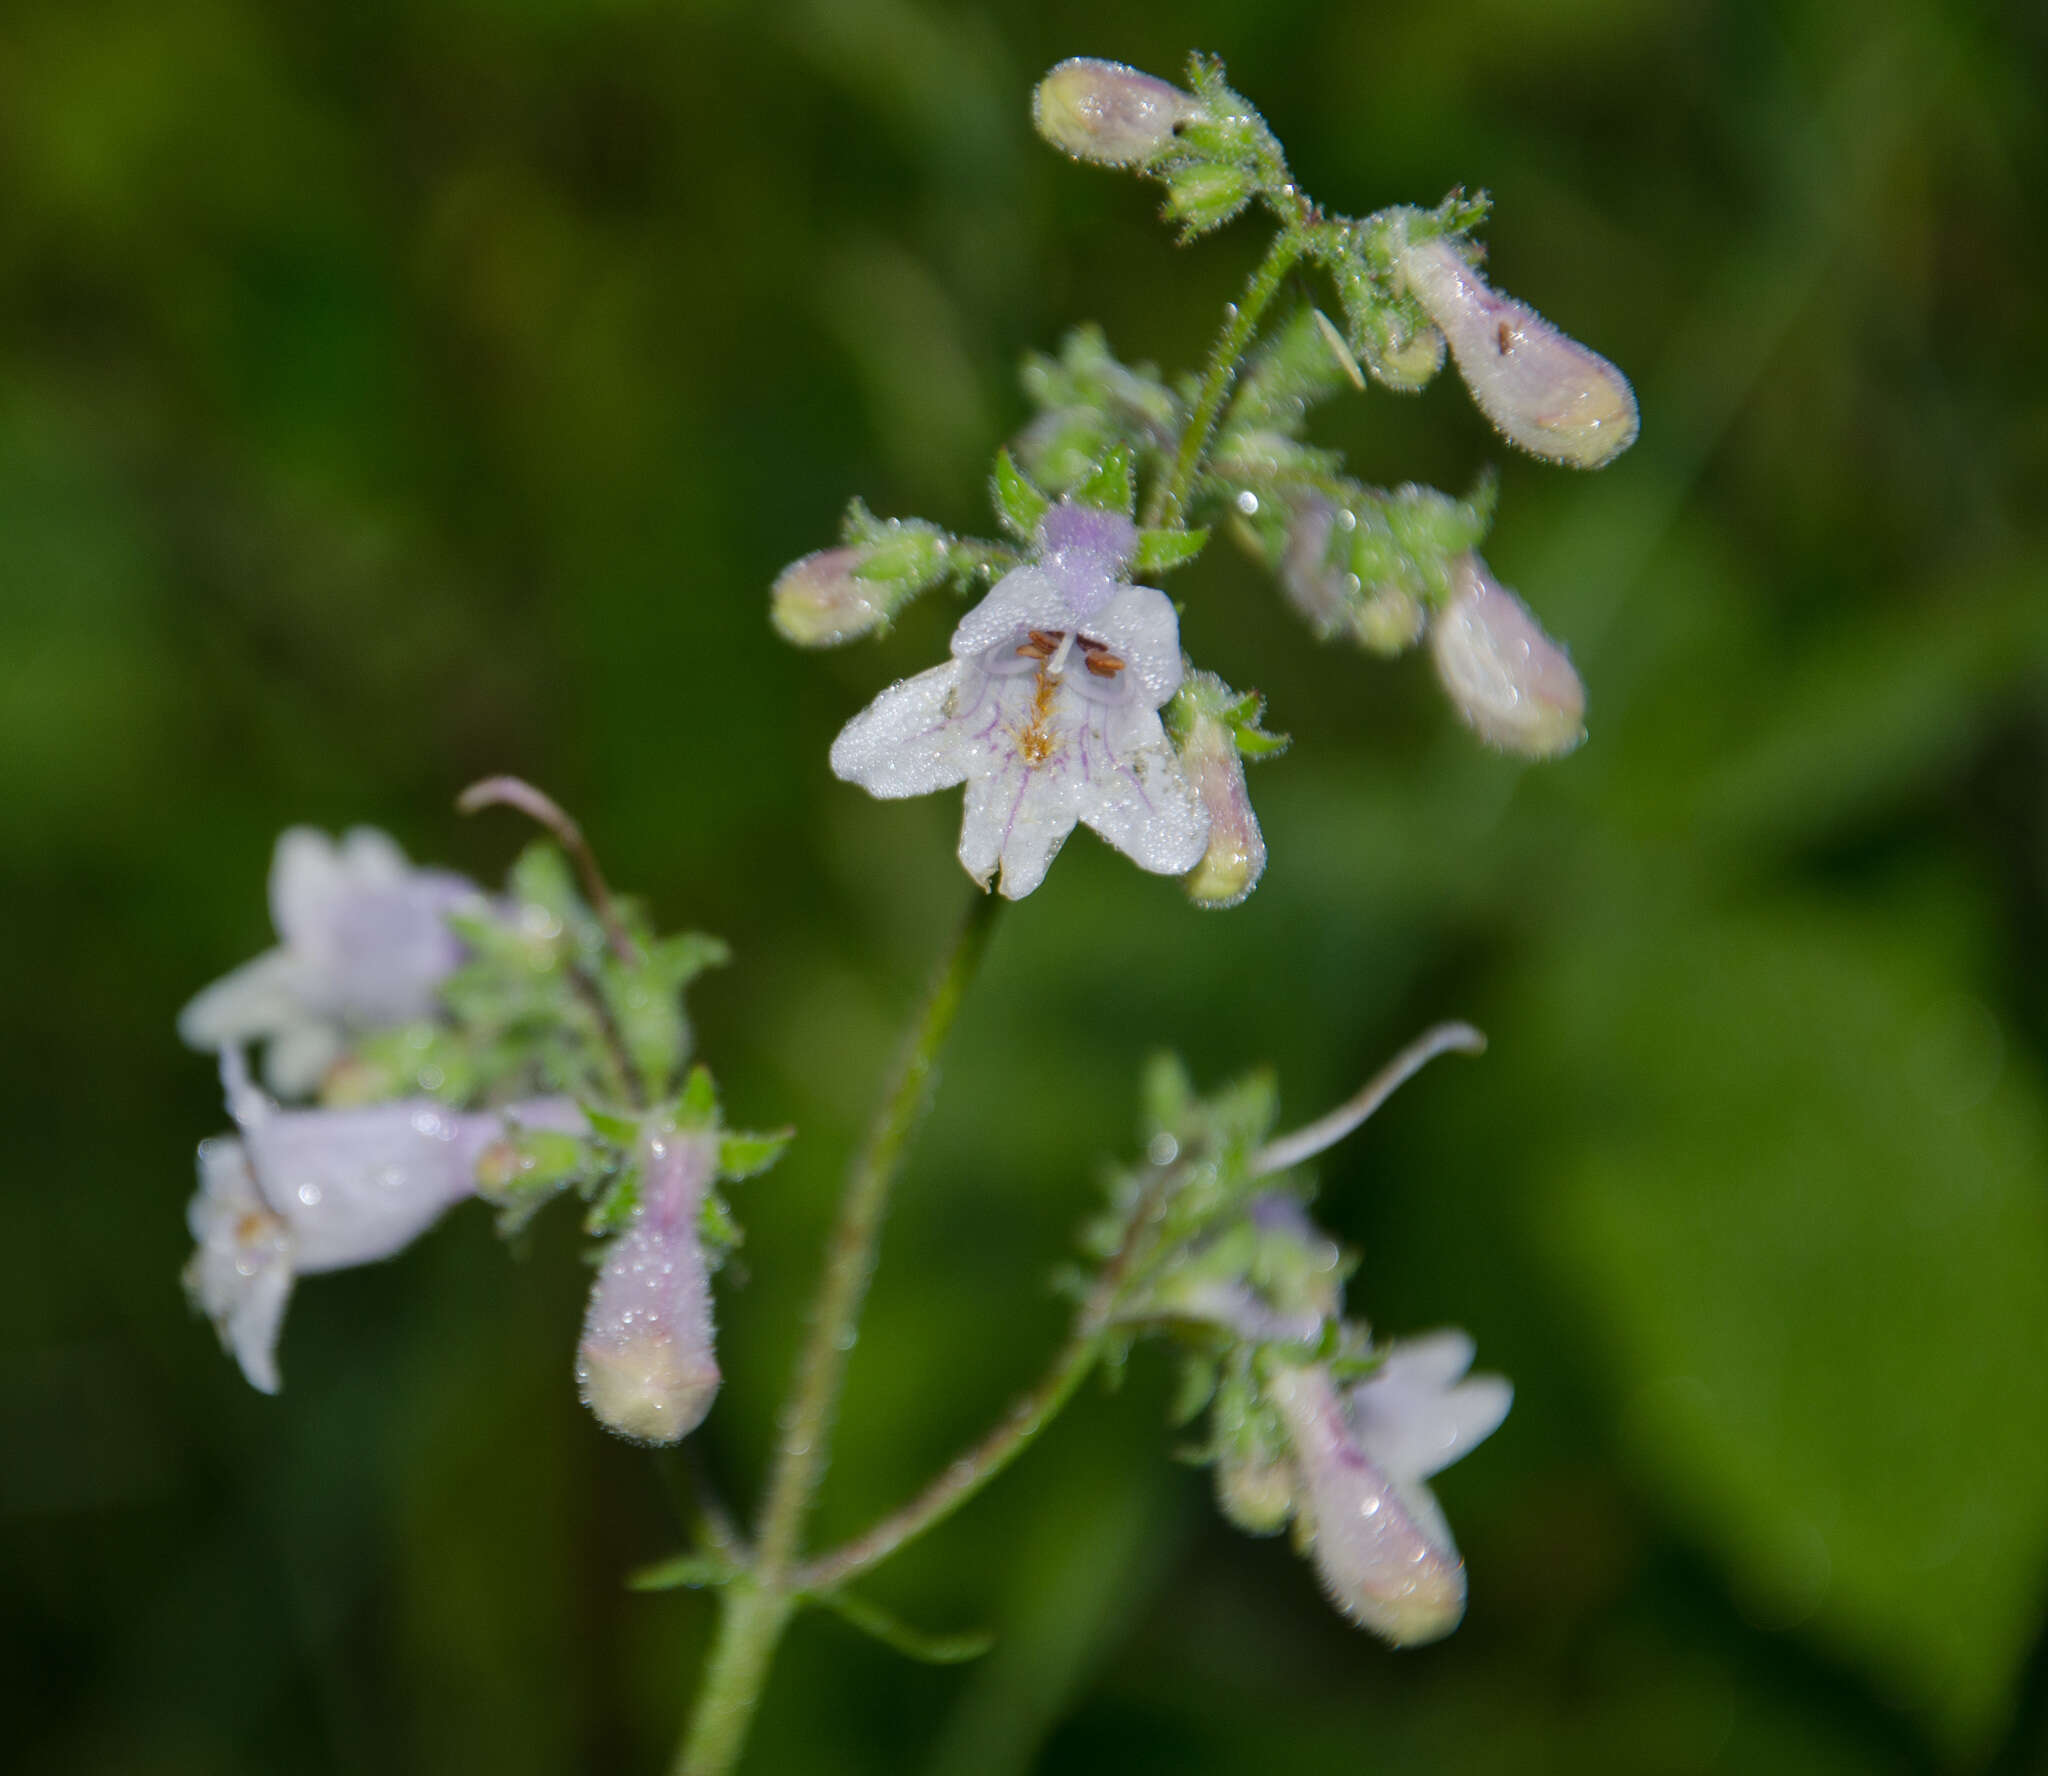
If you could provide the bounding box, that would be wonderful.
[1235,490,1260,516]
[297,1182,323,1207]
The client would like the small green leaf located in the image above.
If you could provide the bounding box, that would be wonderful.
[806,1589,995,1665]
[676,1064,719,1126]
[1134,527,1209,573]
[1075,444,1136,515]
[627,1553,739,1592]
[718,1128,793,1181]
[579,1104,642,1147]
[584,1165,642,1236]
[991,449,1051,540]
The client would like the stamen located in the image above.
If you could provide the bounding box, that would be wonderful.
[1085,651,1126,678]
[1017,629,1057,661]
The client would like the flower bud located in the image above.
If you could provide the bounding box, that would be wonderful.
[1216,1449,1297,1536]
[1278,497,1353,637]
[1032,58,1198,168]
[576,1131,721,1445]
[1429,553,1585,757]
[1166,672,1271,909]
[1399,234,1637,469]
[1270,1361,1469,1645]
[770,547,888,648]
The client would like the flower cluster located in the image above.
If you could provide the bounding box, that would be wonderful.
[177,815,784,1436]
[774,53,1635,907]
[1083,1040,1509,1644]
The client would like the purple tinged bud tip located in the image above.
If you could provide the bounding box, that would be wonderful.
[1399,234,1638,469]
[1033,57,1200,169]
[1429,553,1586,758]
[576,1131,721,1445]
[771,546,889,648]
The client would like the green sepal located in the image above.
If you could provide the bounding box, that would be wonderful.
[1134,527,1209,574]
[718,1128,793,1181]
[1170,1353,1221,1427]
[584,1164,642,1236]
[992,448,1051,541]
[1075,444,1136,516]
[804,1589,995,1666]
[675,1064,719,1127]
[627,1552,740,1593]
[699,1189,743,1268]
[579,1104,643,1147]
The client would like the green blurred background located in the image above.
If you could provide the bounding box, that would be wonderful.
[6,0,2048,1770]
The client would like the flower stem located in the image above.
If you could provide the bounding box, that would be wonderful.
[1146,230,1305,530]
[797,1150,1186,1593]
[671,886,1004,1775]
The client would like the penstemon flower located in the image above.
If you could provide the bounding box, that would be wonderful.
[829,501,1208,899]
[178,826,485,1098]
[1271,1334,1511,1644]
[185,1048,582,1392]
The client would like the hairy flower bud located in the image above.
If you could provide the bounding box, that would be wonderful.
[1399,234,1637,469]
[770,547,888,648]
[1278,497,1353,637]
[1216,1449,1297,1536]
[577,1130,721,1446]
[1269,1339,1509,1646]
[1033,58,1198,168]
[1429,553,1585,757]
[1177,683,1268,909]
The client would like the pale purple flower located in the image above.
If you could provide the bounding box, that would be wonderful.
[771,547,888,647]
[1271,1332,1511,1645]
[1033,58,1199,168]
[184,1048,581,1393]
[1399,233,1638,469]
[1430,552,1586,758]
[576,1129,721,1446]
[829,503,1208,899]
[179,827,484,1098]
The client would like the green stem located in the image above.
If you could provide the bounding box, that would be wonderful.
[798,1153,1187,1594]
[1145,230,1305,530]
[671,886,1004,1775]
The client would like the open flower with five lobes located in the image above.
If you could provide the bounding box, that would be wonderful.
[178,826,484,1098]
[184,1047,582,1393]
[1271,1332,1511,1645]
[829,502,1208,898]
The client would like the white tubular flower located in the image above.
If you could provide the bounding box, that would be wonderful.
[1270,1332,1511,1646]
[179,827,484,1098]
[1398,234,1638,469]
[1429,552,1586,758]
[830,502,1208,899]
[576,1130,721,1446]
[1033,58,1199,168]
[184,1049,582,1393]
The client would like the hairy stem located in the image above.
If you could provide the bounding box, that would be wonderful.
[671,887,1004,1774]
[799,1153,1186,1593]
[1146,230,1305,530]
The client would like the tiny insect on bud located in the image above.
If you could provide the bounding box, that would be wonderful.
[1429,553,1586,758]
[1032,57,1200,169]
[1399,234,1638,469]
[770,547,889,648]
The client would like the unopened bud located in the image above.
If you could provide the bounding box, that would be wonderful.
[1429,553,1585,757]
[1033,58,1199,169]
[576,1132,720,1445]
[1399,235,1637,468]
[1278,497,1353,637]
[770,547,887,648]
[1216,1450,1297,1536]
[1172,673,1270,908]
[1165,160,1254,235]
